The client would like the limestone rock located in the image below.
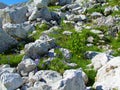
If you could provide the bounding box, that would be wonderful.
[59,48,71,59]
[3,23,28,40]
[33,0,49,8]
[94,57,120,90]
[1,6,28,24]
[91,53,113,70]
[52,68,86,90]
[0,28,17,53]
[0,72,23,90]
[17,58,36,76]
[24,35,55,59]
[30,70,62,83]
[28,8,52,21]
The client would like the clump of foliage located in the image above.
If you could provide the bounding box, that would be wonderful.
[0,54,23,67]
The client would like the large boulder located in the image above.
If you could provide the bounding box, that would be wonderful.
[3,23,27,40]
[94,57,120,90]
[17,58,36,76]
[91,53,113,70]
[24,35,55,59]
[0,72,23,90]
[0,2,8,9]
[33,0,49,8]
[28,8,52,21]
[0,6,28,24]
[0,28,17,53]
[3,22,35,40]
[52,68,86,90]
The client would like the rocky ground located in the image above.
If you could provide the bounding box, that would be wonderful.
[0,0,120,90]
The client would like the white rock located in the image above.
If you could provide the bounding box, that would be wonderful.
[3,23,27,39]
[94,57,120,90]
[59,48,71,59]
[52,68,86,90]
[31,70,62,83]
[95,16,114,26]
[24,35,55,59]
[1,6,27,24]
[59,0,74,5]
[104,7,112,16]
[63,31,72,35]
[91,12,102,19]
[0,64,15,73]
[0,72,23,90]
[28,8,52,21]
[33,0,49,8]
[0,28,17,53]
[17,58,36,76]
[91,53,113,70]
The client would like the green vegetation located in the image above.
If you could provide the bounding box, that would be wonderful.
[0,54,23,67]
[48,5,61,11]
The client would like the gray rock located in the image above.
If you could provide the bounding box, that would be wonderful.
[0,64,16,74]
[24,35,55,59]
[51,68,86,90]
[91,12,102,19]
[1,6,28,24]
[95,16,115,26]
[17,58,36,76]
[33,0,49,8]
[0,28,17,53]
[28,8,52,21]
[59,0,74,6]
[3,23,27,40]
[59,48,71,59]
[0,72,23,90]
[87,36,94,43]
[104,7,112,16]
[63,31,72,35]
[51,12,61,24]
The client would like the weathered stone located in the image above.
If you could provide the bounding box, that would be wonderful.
[1,6,28,24]
[104,7,112,16]
[0,28,17,53]
[17,58,36,76]
[51,68,86,90]
[28,8,52,21]
[91,53,113,70]
[0,72,23,90]
[24,35,55,59]
[59,48,71,59]
[30,70,62,83]
[94,57,120,90]
[3,23,27,39]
